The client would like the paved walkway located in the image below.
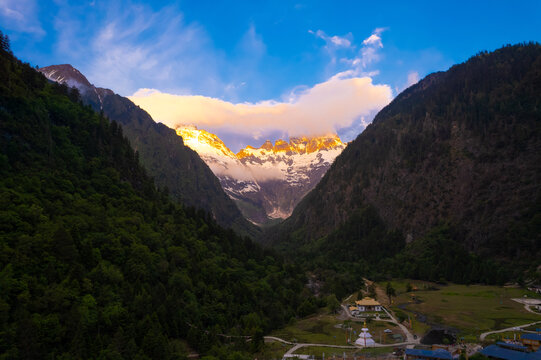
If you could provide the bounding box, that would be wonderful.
[265,327,418,356]
[264,335,417,356]
[264,336,294,345]
[479,320,541,341]
[283,342,358,356]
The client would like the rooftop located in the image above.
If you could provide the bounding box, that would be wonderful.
[523,334,541,341]
[405,348,454,360]
[355,297,381,306]
[497,342,530,352]
[481,344,541,360]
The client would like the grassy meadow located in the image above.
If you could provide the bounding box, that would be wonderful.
[269,313,404,346]
[290,345,393,358]
[377,280,540,339]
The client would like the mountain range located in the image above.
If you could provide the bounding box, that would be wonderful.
[269,43,541,283]
[39,64,347,227]
[176,126,345,224]
[38,64,259,238]
[2,26,541,359]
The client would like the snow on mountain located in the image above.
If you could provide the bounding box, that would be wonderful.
[39,64,347,225]
[39,64,93,91]
[176,125,346,224]
[39,64,113,111]
[176,126,261,195]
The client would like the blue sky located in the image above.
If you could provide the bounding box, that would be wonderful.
[1,0,540,150]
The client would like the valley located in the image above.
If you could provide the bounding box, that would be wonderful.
[1,16,540,360]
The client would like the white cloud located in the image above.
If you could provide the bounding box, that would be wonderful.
[0,0,45,37]
[312,27,388,81]
[330,35,351,47]
[51,4,271,99]
[362,34,382,47]
[50,3,227,97]
[407,71,420,86]
[359,28,387,67]
[309,29,353,69]
[309,29,352,48]
[126,26,394,145]
[239,24,266,58]
[129,75,392,139]
[85,7,214,96]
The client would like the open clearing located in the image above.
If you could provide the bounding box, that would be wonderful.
[378,280,540,339]
[269,313,404,346]
[293,345,394,358]
[266,280,540,358]
[257,341,289,359]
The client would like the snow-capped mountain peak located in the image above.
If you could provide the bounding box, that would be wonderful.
[39,64,93,91]
[176,125,237,159]
[39,64,113,110]
[175,125,346,224]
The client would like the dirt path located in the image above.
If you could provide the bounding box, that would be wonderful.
[381,306,418,347]
[283,342,358,356]
[364,278,391,306]
[339,281,419,350]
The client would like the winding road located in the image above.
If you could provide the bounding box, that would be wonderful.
[264,335,417,357]
[479,298,541,341]
[479,320,541,341]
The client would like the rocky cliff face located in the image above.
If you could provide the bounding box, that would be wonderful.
[39,65,259,238]
[176,126,346,224]
[271,44,541,264]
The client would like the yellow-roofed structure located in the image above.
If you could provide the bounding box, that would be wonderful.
[354,297,382,312]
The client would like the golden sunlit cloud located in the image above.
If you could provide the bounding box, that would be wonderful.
[129,75,392,138]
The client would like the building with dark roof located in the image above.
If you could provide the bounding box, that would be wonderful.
[481,342,541,360]
[522,334,541,351]
[405,348,454,360]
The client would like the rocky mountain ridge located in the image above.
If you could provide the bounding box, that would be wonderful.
[269,44,541,271]
[39,64,259,237]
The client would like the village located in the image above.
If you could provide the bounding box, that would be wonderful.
[261,280,541,360]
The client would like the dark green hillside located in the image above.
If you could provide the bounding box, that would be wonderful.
[96,92,260,239]
[0,32,310,359]
[269,43,541,285]
[38,64,259,239]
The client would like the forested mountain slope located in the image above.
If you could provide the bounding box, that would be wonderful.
[269,44,541,283]
[39,64,259,238]
[0,33,310,359]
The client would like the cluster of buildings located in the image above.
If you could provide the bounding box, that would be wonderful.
[404,333,541,360]
[480,333,541,360]
[280,330,541,360]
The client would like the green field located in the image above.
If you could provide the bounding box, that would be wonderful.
[295,345,395,358]
[256,341,289,359]
[378,280,540,338]
[267,281,540,353]
[269,313,404,346]
[486,331,532,342]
